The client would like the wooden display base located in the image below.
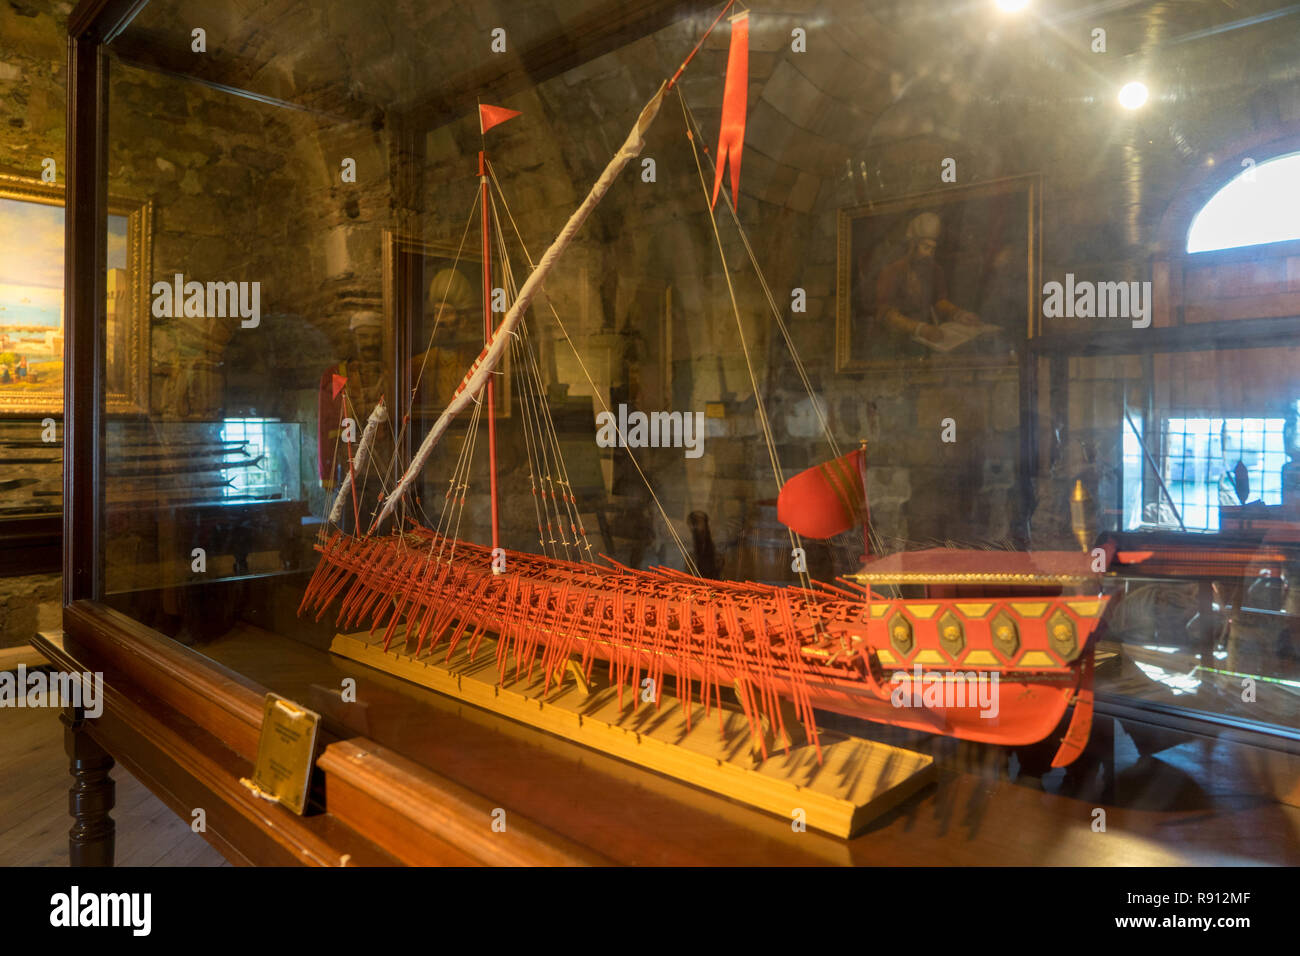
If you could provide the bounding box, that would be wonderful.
[330,629,935,838]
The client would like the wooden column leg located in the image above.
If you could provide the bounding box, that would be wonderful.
[61,706,116,867]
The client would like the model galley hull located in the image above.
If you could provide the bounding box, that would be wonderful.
[291,8,1115,769]
[300,526,1107,763]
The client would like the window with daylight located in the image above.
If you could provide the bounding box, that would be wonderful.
[219,417,273,500]
[1186,152,1300,253]
[1125,416,1288,531]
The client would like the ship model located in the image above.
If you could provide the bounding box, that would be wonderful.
[300,2,1108,768]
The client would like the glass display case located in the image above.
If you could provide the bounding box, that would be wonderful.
[51,0,1300,866]
[104,419,307,594]
[1032,332,1300,738]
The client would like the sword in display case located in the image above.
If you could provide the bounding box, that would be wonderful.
[108,454,266,478]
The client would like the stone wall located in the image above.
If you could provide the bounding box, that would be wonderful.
[316,0,1300,573]
[0,572,60,648]
[399,9,1021,570]
[4,0,1300,616]
[0,1,69,173]
[0,0,69,647]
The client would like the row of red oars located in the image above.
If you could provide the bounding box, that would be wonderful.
[299,531,883,762]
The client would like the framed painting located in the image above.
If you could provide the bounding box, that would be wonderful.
[0,173,152,414]
[383,232,512,419]
[836,174,1040,372]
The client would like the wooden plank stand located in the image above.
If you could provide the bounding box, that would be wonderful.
[330,628,935,838]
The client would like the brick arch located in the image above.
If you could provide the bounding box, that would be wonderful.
[1144,119,1300,329]
[1154,120,1300,258]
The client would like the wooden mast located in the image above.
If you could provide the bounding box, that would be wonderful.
[480,148,502,563]
[860,438,870,561]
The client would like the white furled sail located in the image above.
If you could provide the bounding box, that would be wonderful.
[374,81,667,529]
[329,400,388,525]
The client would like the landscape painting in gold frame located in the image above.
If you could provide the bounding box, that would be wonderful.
[0,173,152,415]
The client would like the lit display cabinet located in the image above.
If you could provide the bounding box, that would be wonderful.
[45,0,1300,866]
[1031,325,1300,737]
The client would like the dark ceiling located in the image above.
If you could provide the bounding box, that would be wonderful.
[106,0,1300,135]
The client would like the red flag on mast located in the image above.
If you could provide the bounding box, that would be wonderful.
[711,11,749,211]
[479,104,522,134]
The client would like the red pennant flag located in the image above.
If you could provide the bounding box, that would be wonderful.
[479,104,522,134]
[331,373,347,399]
[777,448,868,539]
[711,12,749,211]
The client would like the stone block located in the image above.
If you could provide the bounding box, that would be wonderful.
[916,387,988,435]
[321,222,381,281]
[991,379,1020,432]
[760,60,833,132]
[865,465,910,505]
[0,572,61,648]
[0,5,63,61]
[787,170,821,214]
[744,99,840,173]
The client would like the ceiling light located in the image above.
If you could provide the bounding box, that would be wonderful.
[1118,81,1149,110]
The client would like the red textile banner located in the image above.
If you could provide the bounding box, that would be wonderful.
[479,104,522,134]
[710,12,749,211]
[777,448,867,539]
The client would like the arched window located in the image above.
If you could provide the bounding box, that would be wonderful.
[1186,151,1300,253]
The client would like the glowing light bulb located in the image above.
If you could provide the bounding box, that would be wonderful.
[1118,81,1149,110]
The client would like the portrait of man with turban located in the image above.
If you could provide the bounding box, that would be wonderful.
[872,211,981,355]
[839,178,1036,371]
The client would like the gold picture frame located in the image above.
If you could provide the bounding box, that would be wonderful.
[0,173,152,415]
[835,174,1040,373]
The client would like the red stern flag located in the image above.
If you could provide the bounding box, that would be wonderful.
[777,448,868,540]
[331,373,347,400]
[711,11,749,211]
[479,104,522,134]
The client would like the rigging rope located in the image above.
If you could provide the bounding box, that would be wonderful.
[485,161,700,575]
[677,89,786,497]
[488,185,579,561]
[328,193,484,543]
[375,83,670,530]
[675,89,896,578]
[674,88,828,598]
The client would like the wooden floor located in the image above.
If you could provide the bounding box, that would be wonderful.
[0,703,229,867]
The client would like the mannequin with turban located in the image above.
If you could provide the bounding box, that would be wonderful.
[317,310,391,497]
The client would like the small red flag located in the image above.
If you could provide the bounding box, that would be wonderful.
[331,373,347,399]
[777,448,868,539]
[479,104,522,134]
[711,12,749,211]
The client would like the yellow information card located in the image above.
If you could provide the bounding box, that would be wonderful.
[239,693,322,815]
